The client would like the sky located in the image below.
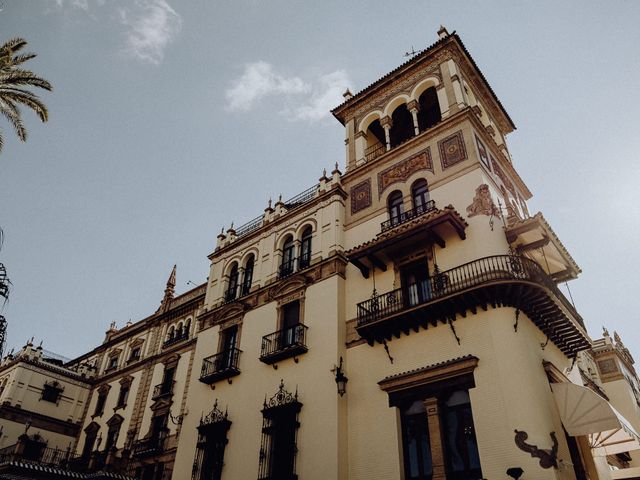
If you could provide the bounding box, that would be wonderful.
[0,1,639,362]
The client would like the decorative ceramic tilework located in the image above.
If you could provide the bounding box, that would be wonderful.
[377,148,432,196]
[474,134,490,169]
[597,359,618,375]
[490,156,516,196]
[438,131,467,169]
[350,178,372,214]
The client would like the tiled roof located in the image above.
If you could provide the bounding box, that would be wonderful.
[380,355,479,382]
[331,32,515,131]
[346,205,468,257]
[507,212,581,275]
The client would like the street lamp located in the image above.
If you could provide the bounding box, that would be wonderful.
[334,356,348,397]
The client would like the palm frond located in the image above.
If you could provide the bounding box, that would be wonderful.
[0,38,28,53]
[0,70,52,90]
[1,91,48,122]
[10,53,37,66]
[0,37,51,153]
[0,98,26,141]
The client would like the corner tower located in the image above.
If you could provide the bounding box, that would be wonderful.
[337,28,593,480]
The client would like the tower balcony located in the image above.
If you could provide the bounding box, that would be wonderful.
[347,204,468,279]
[355,255,590,357]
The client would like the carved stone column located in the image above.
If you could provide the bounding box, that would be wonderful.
[380,116,392,151]
[424,397,447,480]
[407,100,420,136]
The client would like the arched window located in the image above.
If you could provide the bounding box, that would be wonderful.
[390,104,414,148]
[167,326,175,341]
[388,191,404,226]
[176,322,183,339]
[225,263,239,302]
[417,87,441,132]
[299,227,312,270]
[365,119,386,161]
[242,255,254,296]
[280,235,296,277]
[184,319,191,336]
[411,179,430,214]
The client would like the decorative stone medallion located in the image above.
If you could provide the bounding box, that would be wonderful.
[597,359,618,375]
[438,130,467,169]
[377,148,432,196]
[466,184,499,217]
[474,134,490,169]
[350,178,372,214]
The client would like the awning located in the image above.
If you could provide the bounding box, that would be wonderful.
[551,383,640,455]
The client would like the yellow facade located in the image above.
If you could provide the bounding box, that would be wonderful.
[1,27,639,480]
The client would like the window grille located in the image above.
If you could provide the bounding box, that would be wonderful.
[191,400,231,480]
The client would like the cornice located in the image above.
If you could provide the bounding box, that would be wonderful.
[208,186,348,260]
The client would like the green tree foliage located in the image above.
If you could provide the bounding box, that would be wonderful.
[0,37,52,153]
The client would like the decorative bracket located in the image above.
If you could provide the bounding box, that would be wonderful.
[514,430,558,469]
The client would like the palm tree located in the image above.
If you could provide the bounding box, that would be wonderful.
[0,37,52,153]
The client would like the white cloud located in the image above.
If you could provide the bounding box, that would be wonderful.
[45,0,182,66]
[225,62,309,112]
[119,0,182,65]
[225,62,351,121]
[292,70,350,121]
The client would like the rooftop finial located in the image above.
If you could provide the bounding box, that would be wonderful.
[343,89,353,100]
[437,25,449,39]
[158,265,176,313]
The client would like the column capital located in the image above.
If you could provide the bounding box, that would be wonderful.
[380,116,392,129]
[407,99,419,112]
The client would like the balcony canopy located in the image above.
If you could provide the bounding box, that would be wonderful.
[551,382,640,455]
[506,213,581,282]
[346,205,468,278]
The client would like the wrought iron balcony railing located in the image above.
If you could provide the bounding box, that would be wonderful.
[380,200,437,232]
[278,253,312,279]
[365,143,385,162]
[355,255,589,356]
[151,380,175,400]
[260,324,308,365]
[131,434,166,459]
[199,347,242,384]
[162,331,189,348]
[0,443,79,471]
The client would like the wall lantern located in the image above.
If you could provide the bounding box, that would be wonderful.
[334,356,348,397]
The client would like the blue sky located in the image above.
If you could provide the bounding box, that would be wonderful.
[1,1,639,360]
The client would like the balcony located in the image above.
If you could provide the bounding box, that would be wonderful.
[260,324,308,365]
[381,200,436,232]
[131,435,166,459]
[278,253,312,279]
[355,255,590,357]
[347,205,468,279]
[151,380,175,401]
[162,331,189,348]
[199,347,241,384]
[365,143,385,162]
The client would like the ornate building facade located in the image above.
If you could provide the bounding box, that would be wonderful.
[1,28,639,480]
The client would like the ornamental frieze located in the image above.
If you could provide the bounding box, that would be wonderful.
[377,149,433,196]
[350,178,372,214]
[438,130,467,169]
[490,155,516,196]
[344,52,447,123]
